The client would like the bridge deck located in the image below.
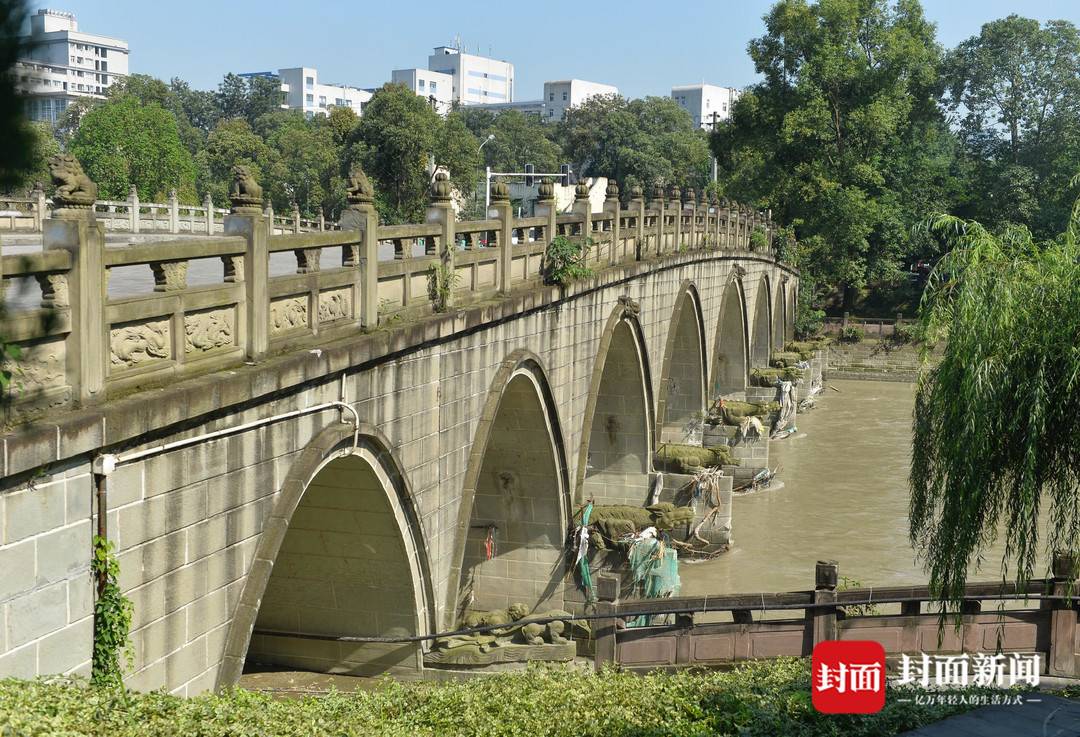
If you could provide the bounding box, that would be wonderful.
[900,694,1080,736]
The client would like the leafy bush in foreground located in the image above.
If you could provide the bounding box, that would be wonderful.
[0,659,983,737]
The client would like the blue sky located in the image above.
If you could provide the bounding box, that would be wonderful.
[34,0,1080,99]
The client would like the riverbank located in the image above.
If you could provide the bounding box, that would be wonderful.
[0,660,978,736]
[825,340,924,382]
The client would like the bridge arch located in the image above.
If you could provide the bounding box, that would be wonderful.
[785,279,796,342]
[656,281,707,444]
[447,351,572,625]
[217,423,434,687]
[773,277,787,350]
[750,275,773,368]
[576,300,655,507]
[711,277,750,398]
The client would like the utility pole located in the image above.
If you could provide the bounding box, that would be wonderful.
[708,111,721,183]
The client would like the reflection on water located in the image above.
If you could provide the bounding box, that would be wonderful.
[681,379,1049,596]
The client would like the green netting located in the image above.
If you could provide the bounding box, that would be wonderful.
[626,537,680,628]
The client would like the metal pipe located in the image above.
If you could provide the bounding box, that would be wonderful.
[104,400,359,468]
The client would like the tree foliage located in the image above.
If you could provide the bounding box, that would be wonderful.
[945,16,1080,238]
[349,83,442,223]
[910,185,1080,608]
[70,94,198,201]
[560,94,710,192]
[0,0,38,191]
[713,0,958,307]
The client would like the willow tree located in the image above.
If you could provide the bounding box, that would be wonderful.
[910,183,1080,607]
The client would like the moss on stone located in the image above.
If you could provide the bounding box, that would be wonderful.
[770,351,804,368]
[785,339,830,359]
[653,443,736,473]
[711,400,779,426]
[749,366,803,387]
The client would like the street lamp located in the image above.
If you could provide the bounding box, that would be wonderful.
[479,134,495,209]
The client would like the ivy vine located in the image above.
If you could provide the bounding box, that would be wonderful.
[91,535,133,686]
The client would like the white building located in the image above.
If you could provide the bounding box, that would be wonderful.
[426,46,514,106]
[390,68,454,115]
[241,67,372,118]
[671,84,741,129]
[15,9,129,123]
[541,80,618,122]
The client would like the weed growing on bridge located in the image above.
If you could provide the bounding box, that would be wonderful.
[544,235,593,286]
[0,659,992,736]
[90,535,133,686]
[426,262,460,312]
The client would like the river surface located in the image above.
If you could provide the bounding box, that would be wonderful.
[680,378,1048,597]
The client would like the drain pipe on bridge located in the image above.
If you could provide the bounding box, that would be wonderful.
[90,378,361,598]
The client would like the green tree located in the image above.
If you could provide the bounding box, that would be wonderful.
[712,0,956,308]
[216,73,282,126]
[434,112,480,200]
[195,118,277,209]
[71,95,198,201]
[349,83,441,223]
[259,111,342,217]
[0,0,37,191]
[945,16,1080,237]
[559,94,710,191]
[910,185,1080,608]
[22,121,60,192]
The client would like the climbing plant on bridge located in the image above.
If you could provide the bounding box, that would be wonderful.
[91,535,133,686]
[910,182,1080,609]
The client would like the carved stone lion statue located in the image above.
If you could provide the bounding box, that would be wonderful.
[49,154,97,207]
[346,165,374,204]
[229,164,262,209]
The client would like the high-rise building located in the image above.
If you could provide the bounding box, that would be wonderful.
[15,9,130,123]
[670,84,741,129]
[426,45,514,106]
[240,67,372,118]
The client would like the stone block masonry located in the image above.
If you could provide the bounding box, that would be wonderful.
[0,166,795,693]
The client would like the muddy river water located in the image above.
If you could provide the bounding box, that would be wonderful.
[680,378,1047,597]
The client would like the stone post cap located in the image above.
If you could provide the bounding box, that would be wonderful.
[168,188,178,201]
[536,178,555,202]
[490,179,510,203]
[629,183,644,201]
[128,184,138,197]
[229,163,263,214]
[31,181,44,194]
[48,153,97,213]
[574,177,591,202]
[430,168,452,203]
[651,182,665,202]
[666,183,681,201]
[815,560,839,590]
[346,164,375,207]
[605,179,619,200]
[684,187,696,205]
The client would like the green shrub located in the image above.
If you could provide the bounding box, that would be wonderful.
[91,535,133,685]
[0,660,989,737]
[748,227,769,251]
[890,322,921,345]
[543,235,593,286]
[839,325,864,343]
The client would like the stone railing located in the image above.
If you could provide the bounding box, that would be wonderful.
[0,168,785,415]
[0,186,335,236]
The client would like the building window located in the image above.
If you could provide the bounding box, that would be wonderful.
[418,79,425,89]
[305,76,314,89]
[100,48,107,58]
[319,95,326,107]
[549,92,554,101]
[306,93,314,104]
[562,91,567,101]
[548,109,554,118]
[429,81,437,93]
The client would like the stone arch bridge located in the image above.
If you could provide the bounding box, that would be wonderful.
[0,175,796,694]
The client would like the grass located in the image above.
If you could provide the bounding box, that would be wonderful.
[0,659,989,736]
